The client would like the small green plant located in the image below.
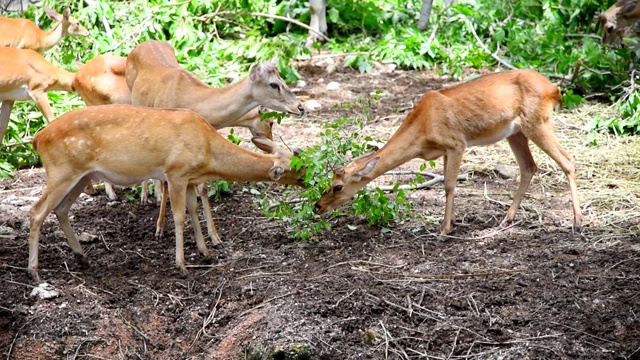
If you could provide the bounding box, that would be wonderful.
[260,95,412,241]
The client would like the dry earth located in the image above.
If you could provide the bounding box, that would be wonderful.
[1,60,639,359]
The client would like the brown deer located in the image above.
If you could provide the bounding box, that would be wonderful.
[28,104,305,282]
[0,47,75,142]
[316,70,582,235]
[0,7,89,53]
[600,0,640,44]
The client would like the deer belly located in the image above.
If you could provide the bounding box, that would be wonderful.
[467,121,521,147]
[0,86,31,101]
[90,169,167,186]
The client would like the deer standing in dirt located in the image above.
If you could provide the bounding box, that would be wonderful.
[125,40,304,242]
[599,0,640,44]
[0,6,89,53]
[315,70,582,235]
[27,105,305,283]
[0,47,75,142]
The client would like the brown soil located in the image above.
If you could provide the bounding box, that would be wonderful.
[1,61,639,360]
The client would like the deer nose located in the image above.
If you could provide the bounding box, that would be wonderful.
[606,25,614,34]
[297,104,306,115]
[314,202,322,213]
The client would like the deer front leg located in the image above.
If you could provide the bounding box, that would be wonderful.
[167,180,189,275]
[155,181,169,238]
[30,90,55,122]
[0,100,15,141]
[440,150,464,235]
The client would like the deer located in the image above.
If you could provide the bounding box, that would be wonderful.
[599,0,640,44]
[315,70,582,235]
[0,6,89,53]
[27,104,305,283]
[125,40,304,242]
[0,47,75,142]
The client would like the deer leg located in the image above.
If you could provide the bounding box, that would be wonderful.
[0,100,15,142]
[198,183,221,245]
[140,180,149,203]
[28,176,82,282]
[525,123,582,232]
[440,149,464,235]
[187,185,211,259]
[166,180,189,275]
[153,179,162,203]
[104,183,117,200]
[501,131,537,227]
[30,91,55,122]
[53,177,93,269]
[155,181,169,238]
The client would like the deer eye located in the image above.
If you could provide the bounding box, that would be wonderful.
[270,83,280,90]
[333,185,343,193]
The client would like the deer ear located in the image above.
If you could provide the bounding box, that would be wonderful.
[333,166,345,175]
[269,166,284,181]
[63,7,71,21]
[356,157,380,177]
[44,7,62,21]
[251,136,275,153]
[293,148,304,156]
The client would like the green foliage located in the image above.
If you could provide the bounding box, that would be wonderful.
[587,87,640,135]
[261,95,411,241]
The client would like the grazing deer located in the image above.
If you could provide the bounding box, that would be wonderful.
[0,47,75,142]
[600,0,640,44]
[315,70,582,235]
[0,6,89,53]
[125,40,304,241]
[28,105,305,283]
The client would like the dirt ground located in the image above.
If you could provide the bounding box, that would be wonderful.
[1,60,639,360]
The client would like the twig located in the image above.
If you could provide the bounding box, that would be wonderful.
[446,327,462,360]
[464,17,517,70]
[6,316,37,360]
[239,291,296,317]
[549,321,618,345]
[373,174,466,192]
[196,11,330,42]
[190,283,224,348]
[379,320,390,360]
[0,140,32,149]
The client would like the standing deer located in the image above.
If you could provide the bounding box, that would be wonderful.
[0,6,89,53]
[600,0,640,44]
[315,70,582,235]
[28,105,305,283]
[125,40,304,242]
[0,47,75,142]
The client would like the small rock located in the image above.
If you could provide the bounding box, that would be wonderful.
[30,283,59,300]
[304,99,322,111]
[78,232,98,243]
[296,80,307,88]
[326,62,337,74]
[326,81,340,91]
[494,164,516,179]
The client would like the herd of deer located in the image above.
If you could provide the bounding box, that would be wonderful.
[0,1,634,283]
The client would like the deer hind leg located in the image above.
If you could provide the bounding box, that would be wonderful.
[501,131,537,227]
[0,100,15,141]
[28,175,83,282]
[524,119,582,232]
[198,183,221,245]
[186,185,211,259]
[140,180,150,203]
[30,90,55,122]
[166,180,189,275]
[53,177,93,269]
[440,149,464,235]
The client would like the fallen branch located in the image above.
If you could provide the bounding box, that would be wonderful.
[196,11,330,42]
[464,17,517,70]
[371,174,466,192]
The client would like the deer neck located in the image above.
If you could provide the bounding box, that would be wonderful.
[206,143,276,183]
[189,77,258,127]
[362,116,427,182]
[39,22,64,52]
